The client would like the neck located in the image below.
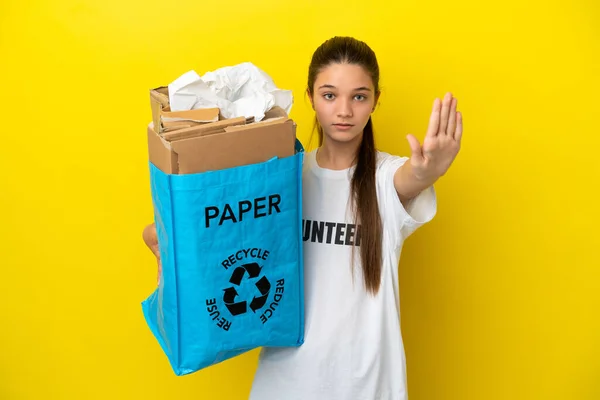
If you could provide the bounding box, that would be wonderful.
[316,134,363,170]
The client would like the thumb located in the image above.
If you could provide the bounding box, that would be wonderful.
[143,224,159,255]
[406,134,424,163]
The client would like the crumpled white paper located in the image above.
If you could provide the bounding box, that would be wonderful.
[168,62,293,122]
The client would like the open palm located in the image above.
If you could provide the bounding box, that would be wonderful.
[406,92,463,182]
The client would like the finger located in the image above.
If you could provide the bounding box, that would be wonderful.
[447,97,457,136]
[406,134,424,163]
[151,243,161,259]
[439,92,452,135]
[157,260,162,285]
[454,111,463,143]
[425,98,441,138]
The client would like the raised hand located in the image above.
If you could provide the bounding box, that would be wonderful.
[406,92,463,182]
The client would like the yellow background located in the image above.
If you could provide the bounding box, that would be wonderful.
[1,0,599,399]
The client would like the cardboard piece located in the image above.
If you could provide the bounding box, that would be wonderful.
[150,86,219,133]
[162,116,247,141]
[147,87,296,175]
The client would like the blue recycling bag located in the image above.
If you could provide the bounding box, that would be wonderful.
[142,146,305,376]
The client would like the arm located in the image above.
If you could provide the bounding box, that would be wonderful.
[395,92,463,206]
[394,162,435,207]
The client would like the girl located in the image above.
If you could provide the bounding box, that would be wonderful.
[143,36,462,400]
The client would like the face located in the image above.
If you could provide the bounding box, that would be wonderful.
[309,63,379,145]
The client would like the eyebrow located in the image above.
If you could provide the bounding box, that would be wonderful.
[318,84,372,92]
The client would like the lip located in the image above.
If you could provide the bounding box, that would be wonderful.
[333,123,354,131]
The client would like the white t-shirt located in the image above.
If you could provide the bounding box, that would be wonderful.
[249,149,437,400]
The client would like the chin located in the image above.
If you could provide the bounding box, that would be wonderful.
[323,129,363,145]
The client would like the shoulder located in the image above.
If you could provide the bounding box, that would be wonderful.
[375,150,408,175]
[373,151,406,201]
[301,149,317,170]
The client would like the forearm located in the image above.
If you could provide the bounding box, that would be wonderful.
[393,161,436,205]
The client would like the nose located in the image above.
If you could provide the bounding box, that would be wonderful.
[336,98,353,118]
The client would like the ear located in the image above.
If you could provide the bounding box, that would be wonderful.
[307,89,315,110]
[372,92,381,113]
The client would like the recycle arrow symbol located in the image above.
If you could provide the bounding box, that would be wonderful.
[229,262,262,285]
[249,276,271,313]
[223,287,247,316]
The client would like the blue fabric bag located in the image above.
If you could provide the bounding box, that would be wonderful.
[142,144,305,376]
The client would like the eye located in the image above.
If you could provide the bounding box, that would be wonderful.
[323,93,335,100]
[354,94,367,101]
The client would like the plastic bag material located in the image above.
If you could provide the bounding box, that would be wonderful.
[141,147,305,376]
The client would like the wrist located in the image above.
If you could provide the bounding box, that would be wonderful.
[396,162,435,202]
[407,162,437,188]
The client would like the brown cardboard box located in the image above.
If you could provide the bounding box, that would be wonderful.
[147,87,296,175]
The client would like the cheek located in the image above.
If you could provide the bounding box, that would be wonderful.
[357,101,374,119]
[313,99,332,119]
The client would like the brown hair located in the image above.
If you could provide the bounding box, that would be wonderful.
[307,36,383,295]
